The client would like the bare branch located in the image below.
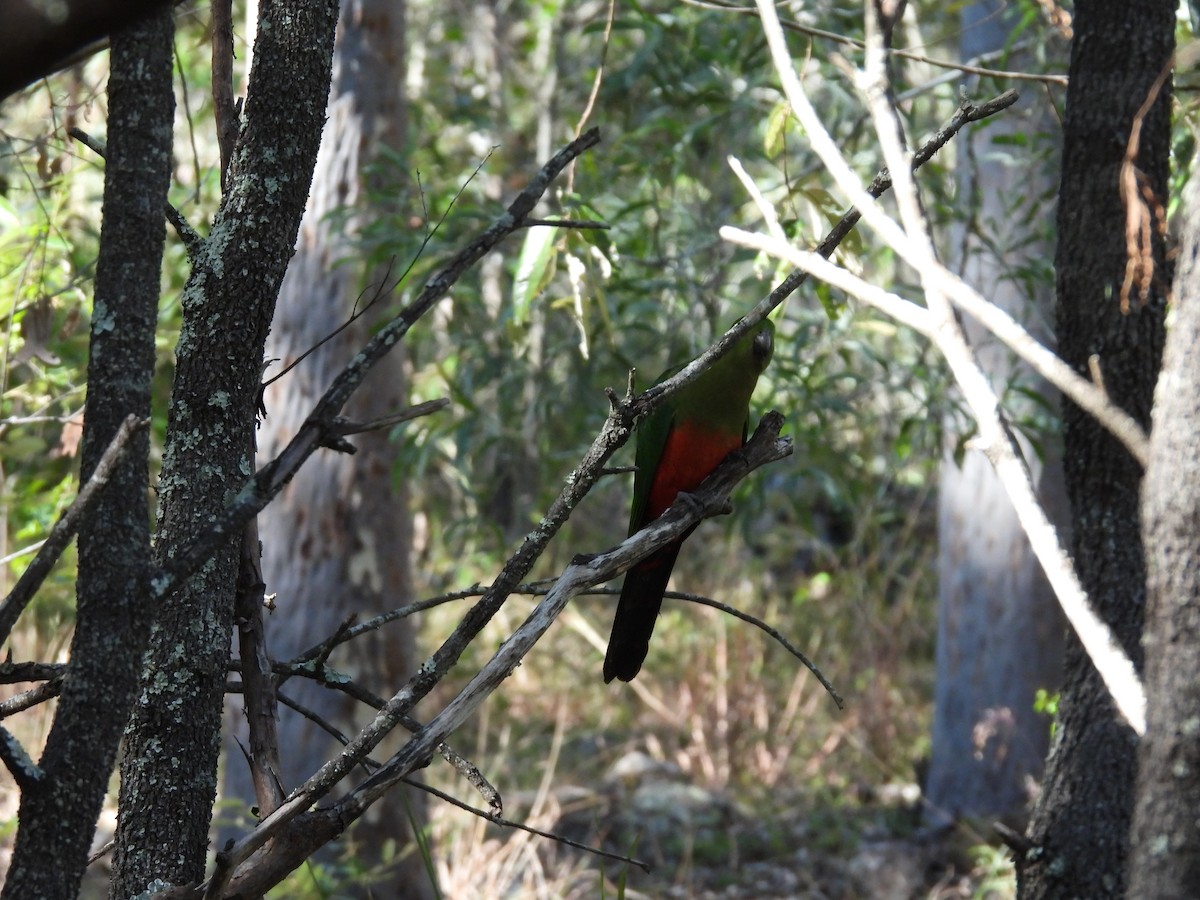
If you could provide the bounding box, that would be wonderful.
[148,129,602,611]
[0,413,148,645]
[211,0,238,190]
[678,591,843,708]
[328,398,450,436]
[0,723,44,790]
[518,217,609,229]
[418,779,651,873]
[0,678,63,718]
[234,518,286,818]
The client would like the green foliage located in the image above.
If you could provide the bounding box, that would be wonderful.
[0,99,101,630]
[969,841,1017,899]
[1034,687,1061,739]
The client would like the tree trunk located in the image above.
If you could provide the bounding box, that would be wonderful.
[926,0,1065,829]
[1017,3,1172,897]
[1129,165,1200,898]
[222,1,434,896]
[0,11,173,897]
[109,2,340,895]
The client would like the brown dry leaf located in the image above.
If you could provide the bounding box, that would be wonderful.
[55,413,84,459]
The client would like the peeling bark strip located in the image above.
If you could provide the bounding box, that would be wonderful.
[0,10,174,900]
[109,0,341,895]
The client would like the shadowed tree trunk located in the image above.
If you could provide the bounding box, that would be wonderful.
[108,2,340,896]
[927,0,1066,829]
[0,10,173,897]
[1017,2,1172,897]
[1129,163,1200,898]
[223,1,435,895]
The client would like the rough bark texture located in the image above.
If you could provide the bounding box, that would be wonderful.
[0,10,174,899]
[1017,2,1172,897]
[927,0,1065,828]
[108,1,340,896]
[1129,171,1200,898]
[222,1,434,895]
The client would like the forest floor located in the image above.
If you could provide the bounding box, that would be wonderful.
[430,745,1018,899]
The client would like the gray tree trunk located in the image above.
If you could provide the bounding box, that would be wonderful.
[222,1,434,896]
[1,11,173,897]
[1017,2,1173,897]
[1129,165,1200,898]
[926,0,1065,828]
[109,2,340,896]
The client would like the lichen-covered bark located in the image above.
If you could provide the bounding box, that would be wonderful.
[1017,2,1173,897]
[222,1,433,895]
[1129,171,1200,897]
[0,10,174,899]
[109,1,340,895]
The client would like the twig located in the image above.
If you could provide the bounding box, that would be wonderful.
[1119,56,1172,312]
[416,779,651,873]
[147,128,602,607]
[568,0,617,194]
[211,0,238,191]
[260,259,399,393]
[686,0,1069,85]
[0,414,148,645]
[678,592,843,708]
[518,217,609,229]
[0,722,43,790]
[234,515,286,817]
[0,659,63,685]
[0,677,63,718]
[67,127,204,258]
[328,398,449,436]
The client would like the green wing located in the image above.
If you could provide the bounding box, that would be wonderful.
[628,370,679,535]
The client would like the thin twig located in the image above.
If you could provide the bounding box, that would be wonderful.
[67,127,204,258]
[234,514,286,818]
[0,677,63,718]
[212,0,238,191]
[677,592,843,708]
[518,217,609,229]
[260,149,498,395]
[0,414,148,645]
[686,0,1069,85]
[328,398,449,436]
[416,779,652,873]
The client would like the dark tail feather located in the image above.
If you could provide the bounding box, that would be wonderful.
[603,543,682,683]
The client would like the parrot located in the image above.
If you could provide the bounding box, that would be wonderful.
[603,318,775,683]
